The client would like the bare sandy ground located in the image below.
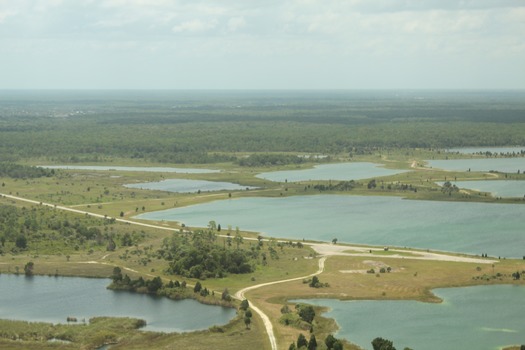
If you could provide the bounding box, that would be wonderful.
[308,243,496,264]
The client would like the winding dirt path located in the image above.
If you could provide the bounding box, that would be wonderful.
[234,257,326,350]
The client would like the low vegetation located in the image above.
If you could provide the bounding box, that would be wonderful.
[1,91,525,349]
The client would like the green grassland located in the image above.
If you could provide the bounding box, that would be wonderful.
[1,90,525,349]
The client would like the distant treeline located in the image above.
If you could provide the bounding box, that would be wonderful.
[238,154,306,167]
[0,163,54,178]
[1,91,525,163]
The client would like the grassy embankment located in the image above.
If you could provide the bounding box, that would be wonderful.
[0,314,268,350]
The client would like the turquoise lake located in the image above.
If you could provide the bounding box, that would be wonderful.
[437,180,525,198]
[41,165,218,174]
[125,179,256,193]
[426,158,525,173]
[295,285,525,350]
[256,163,406,182]
[0,275,235,333]
[136,195,525,258]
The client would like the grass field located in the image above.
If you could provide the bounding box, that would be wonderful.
[1,148,525,350]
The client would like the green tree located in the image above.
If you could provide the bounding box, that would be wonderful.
[15,235,27,249]
[221,288,231,301]
[240,299,249,311]
[289,343,297,350]
[325,334,337,349]
[372,337,396,350]
[333,341,343,350]
[24,261,34,276]
[297,334,308,349]
[147,276,163,293]
[298,305,316,323]
[193,281,202,293]
[308,334,317,350]
[234,227,243,249]
[309,276,320,288]
[106,238,116,251]
[244,316,251,329]
[112,267,123,282]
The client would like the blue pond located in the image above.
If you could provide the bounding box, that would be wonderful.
[0,275,235,333]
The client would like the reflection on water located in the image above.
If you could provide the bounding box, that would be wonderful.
[136,195,525,257]
[294,285,525,350]
[125,179,256,193]
[257,162,406,182]
[0,275,235,333]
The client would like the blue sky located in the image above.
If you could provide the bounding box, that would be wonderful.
[1,0,524,89]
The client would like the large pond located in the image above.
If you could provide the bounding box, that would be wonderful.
[426,158,525,173]
[256,163,406,182]
[0,275,235,333]
[40,165,219,174]
[437,180,525,198]
[295,285,525,350]
[136,195,525,258]
[125,179,256,193]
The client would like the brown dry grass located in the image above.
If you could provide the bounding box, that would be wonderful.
[246,254,525,349]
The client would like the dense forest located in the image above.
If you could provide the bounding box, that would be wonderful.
[1,90,524,163]
[159,229,260,279]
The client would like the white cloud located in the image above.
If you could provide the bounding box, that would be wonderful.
[0,0,524,88]
[0,10,17,23]
[172,19,217,33]
[227,16,245,32]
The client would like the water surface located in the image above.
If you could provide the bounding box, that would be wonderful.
[136,195,525,257]
[257,162,406,182]
[125,179,256,193]
[295,285,525,350]
[0,275,235,333]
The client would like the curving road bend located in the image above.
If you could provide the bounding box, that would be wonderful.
[234,256,327,350]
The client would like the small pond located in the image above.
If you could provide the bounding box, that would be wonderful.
[135,195,525,258]
[437,180,525,198]
[0,275,235,333]
[125,179,256,193]
[426,158,525,173]
[256,162,407,182]
[294,285,525,350]
[40,165,219,174]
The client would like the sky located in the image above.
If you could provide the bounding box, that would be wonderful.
[1,0,524,90]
